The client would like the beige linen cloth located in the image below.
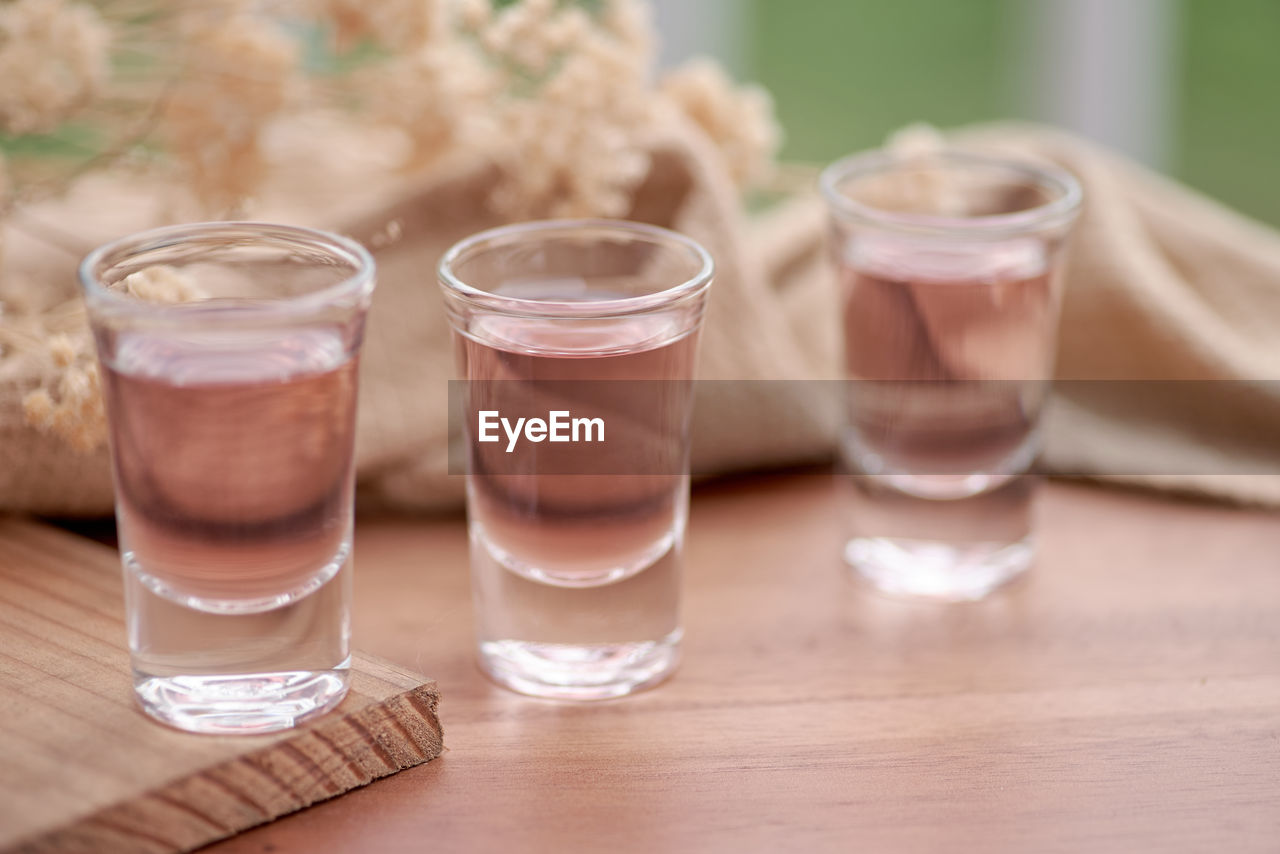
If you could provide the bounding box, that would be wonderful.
[3,120,1280,515]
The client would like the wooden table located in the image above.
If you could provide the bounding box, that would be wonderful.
[109,476,1280,850]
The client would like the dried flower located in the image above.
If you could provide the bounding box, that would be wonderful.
[365,39,498,168]
[661,58,782,189]
[0,0,111,135]
[483,0,658,219]
[119,265,207,303]
[22,357,105,453]
[360,0,662,218]
[598,0,654,65]
[887,121,949,159]
[22,389,53,424]
[885,122,964,215]
[20,266,205,452]
[318,0,446,52]
[456,0,492,31]
[163,7,300,213]
[47,333,78,367]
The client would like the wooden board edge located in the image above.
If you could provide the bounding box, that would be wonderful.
[7,682,443,854]
[349,651,436,694]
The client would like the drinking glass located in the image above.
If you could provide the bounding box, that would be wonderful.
[821,150,1082,600]
[81,222,375,733]
[439,220,713,699]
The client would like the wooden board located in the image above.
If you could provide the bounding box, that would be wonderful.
[0,519,443,854]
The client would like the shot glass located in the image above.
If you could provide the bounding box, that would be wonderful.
[821,150,1082,600]
[439,220,714,699]
[81,222,375,733]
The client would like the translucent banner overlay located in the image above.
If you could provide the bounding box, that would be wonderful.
[446,380,1280,477]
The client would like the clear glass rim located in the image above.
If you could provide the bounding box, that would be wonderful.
[819,148,1083,236]
[79,221,376,316]
[437,219,715,319]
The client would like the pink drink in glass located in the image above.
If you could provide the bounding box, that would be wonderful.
[841,237,1055,498]
[822,150,1081,600]
[103,327,357,608]
[440,221,712,699]
[461,310,695,587]
[82,223,373,734]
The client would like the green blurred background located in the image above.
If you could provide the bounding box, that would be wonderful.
[738,0,1280,226]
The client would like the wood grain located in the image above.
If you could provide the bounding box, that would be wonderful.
[0,520,443,854]
[203,475,1280,854]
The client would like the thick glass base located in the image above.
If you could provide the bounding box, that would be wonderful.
[841,473,1037,601]
[133,665,350,734]
[477,630,682,700]
[845,536,1033,601]
[125,551,352,734]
